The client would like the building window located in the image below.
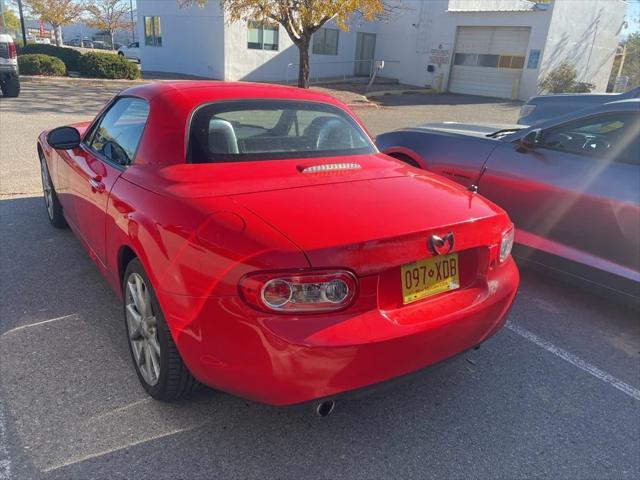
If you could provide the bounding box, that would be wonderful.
[477,54,499,68]
[312,28,339,55]
[498,55,525,69]
[454,53,525,69]
[144,16,161,47]
[248,21,279,51]
[510,56,525,69]
[453,53,478,66]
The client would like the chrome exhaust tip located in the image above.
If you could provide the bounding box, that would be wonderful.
[315,400,335,417]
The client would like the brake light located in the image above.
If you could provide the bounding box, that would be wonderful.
[239,270,358,313]
[499,225,515,263]
[8,43,17,59]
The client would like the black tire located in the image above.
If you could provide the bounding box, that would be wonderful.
[1,75,20,98]
[39,154,67,228]
[118,51,125,56]
[123,258,200,400]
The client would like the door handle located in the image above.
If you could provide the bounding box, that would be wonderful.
[89,177,105,193]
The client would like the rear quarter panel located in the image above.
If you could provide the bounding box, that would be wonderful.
[376,130,496,188]
[104,172,310,299]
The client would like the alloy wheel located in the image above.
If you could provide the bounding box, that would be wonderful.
[125,272,161,386]
[40,161,54,220]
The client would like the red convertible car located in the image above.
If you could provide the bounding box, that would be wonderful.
[37,82,518,411]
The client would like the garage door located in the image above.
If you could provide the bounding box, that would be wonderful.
[449,26,530,99]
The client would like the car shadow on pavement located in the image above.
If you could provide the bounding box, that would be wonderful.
[1,196,639,480]
[0,82,126,116]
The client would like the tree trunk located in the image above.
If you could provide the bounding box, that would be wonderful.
[110,31,115,50]
[53,24,61,47]
[297,36,311,89]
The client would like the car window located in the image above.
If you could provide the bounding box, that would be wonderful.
[189,100,375,163]
[86,98,150,166]
[541,112,640,164]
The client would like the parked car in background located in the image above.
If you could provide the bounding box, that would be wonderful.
[91,41,110,50]
[117,42,139,62]
[518,87,640,124]
[66,38,94,48]
[377,100,640,305]
[36,81,519,409]
[0,34,20,98]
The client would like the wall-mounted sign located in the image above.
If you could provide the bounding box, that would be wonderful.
[429,43,451,66]
[527,49,541,69]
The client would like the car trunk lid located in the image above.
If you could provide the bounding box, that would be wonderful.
[231,172,508,275]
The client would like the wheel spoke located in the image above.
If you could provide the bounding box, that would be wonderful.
[142,287,152,317]
[148,334,161,358]
[131,339,144,366]
[127,280,142,312]
[144,342,154,381]
[126,304,143,340]
[135,276,147,315]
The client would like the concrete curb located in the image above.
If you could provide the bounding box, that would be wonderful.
[365,88,435,99]
[19,75,149,87]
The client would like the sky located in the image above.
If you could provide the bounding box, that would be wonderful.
[623,0,640,37]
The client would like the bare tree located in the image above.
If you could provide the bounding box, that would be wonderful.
[84,0,131,50]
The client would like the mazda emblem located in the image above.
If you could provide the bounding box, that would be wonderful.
[428,233,455,256]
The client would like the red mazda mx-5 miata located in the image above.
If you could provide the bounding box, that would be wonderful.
[37,82,519,411]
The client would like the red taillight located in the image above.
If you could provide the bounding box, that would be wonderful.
[8,43,17,59]
[239,270,358,313]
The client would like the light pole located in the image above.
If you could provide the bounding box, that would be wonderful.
[130,0,135,43]
[17,0,28,46]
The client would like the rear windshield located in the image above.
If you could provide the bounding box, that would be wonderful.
[188,100,376,163]
[0,42,9,59]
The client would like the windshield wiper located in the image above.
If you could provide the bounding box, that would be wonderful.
[486,128,522,138]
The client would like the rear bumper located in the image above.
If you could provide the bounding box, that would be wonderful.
[161,259,519,406]
[0,66,18,77]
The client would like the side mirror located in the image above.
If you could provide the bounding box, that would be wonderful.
[47,126,81,150]
[516,128,542,153]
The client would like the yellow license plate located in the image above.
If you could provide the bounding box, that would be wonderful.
[401,253,460,305]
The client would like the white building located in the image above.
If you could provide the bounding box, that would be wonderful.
[136,0,627,100]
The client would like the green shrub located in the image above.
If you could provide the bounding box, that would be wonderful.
[78,52,140,79]
[18,54,67,76]
[538,62,594,93]
[18,44,82,71]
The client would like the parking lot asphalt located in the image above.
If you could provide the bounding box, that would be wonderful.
[1,82,638,480]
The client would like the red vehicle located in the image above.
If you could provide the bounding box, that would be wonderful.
[37,82,519,411]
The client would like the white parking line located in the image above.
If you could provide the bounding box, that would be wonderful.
[507,323,640,401]
[1,314,77,336]
[42,422,208,473]
[0,399,12,480]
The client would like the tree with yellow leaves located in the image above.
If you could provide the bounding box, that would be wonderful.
[23,0,84,46]
[181,0,386,88]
